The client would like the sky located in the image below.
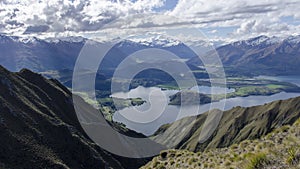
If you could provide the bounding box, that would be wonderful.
[0,0,300,43]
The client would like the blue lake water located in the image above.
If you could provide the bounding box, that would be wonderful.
[112,76,300,135]
[190,86,235,94]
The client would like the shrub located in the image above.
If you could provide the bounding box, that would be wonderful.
[160,151,168,160]
[169,160,175,165]
[244,153,268,169]
[287,147,300,165]
[157,164,166,169]
[280,125,290,133]
[231,144,239,150]
[152,161,160,168]
[224,160,231,166]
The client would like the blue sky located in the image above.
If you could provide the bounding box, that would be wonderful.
[155,0,178,11]
[0,0,299,43]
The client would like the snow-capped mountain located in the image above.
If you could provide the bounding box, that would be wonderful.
[2,33,299,77]
[0,34,85,72]
[130,35,182,47]
[285,35,300,44]
[0,34,197,74]
[232,35,300,47]
[232,35,284,47]
[45,36,87,43]
[188,35,300,76]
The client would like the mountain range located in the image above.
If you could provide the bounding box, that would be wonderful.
[1,34,300,168]
[0,35,197,75]
[188,35,300,76]
[2,34,300,78]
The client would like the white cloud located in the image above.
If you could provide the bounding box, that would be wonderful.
[168,0,300,40]
[0,0,299,42]
[0,0,165,36]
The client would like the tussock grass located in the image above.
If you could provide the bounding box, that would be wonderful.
[141,118,300,169]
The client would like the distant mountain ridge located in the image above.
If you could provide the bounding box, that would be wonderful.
[0,34,84,72]
[0,34,197,74]
[2,34,300,76]
[188,35,300,76]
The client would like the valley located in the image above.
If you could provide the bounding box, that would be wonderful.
[1,34,300,169]
[1,0,300,168]
[1,66,300,169]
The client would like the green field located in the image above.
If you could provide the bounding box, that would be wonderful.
[169,78,300,105]
[98,97,146,121]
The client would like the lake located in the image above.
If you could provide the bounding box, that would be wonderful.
[112,76,300,135]
[190,85,235,94]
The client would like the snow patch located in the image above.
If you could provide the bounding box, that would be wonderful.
[286,35,300,44]
[129,35,182,47]
[233,35,285,46]
[45,36,86,43]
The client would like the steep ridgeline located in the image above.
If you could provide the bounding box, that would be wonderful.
[0,66,148,169]
[152,96,300,152]
[188,35,300,76]
[142,118,300,169]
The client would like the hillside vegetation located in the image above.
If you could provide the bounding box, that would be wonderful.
[142,118,300,169]
[152,96,300,152]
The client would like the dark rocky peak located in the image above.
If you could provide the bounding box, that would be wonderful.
[0,65,10,74]
[0,66,149,169]
[18,68,45,81]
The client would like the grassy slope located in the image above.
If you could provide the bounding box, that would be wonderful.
[142,118,300,169]
[152,96,300,153]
